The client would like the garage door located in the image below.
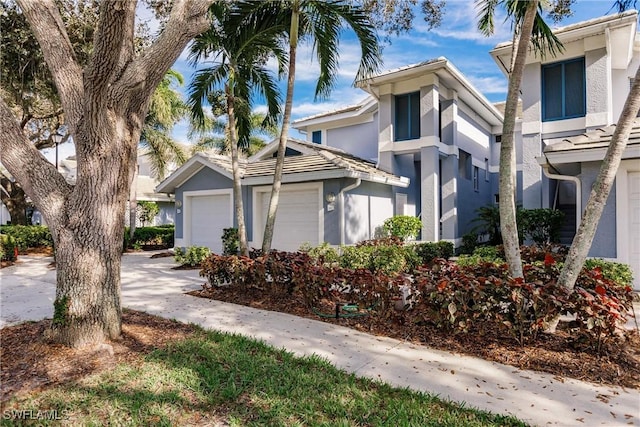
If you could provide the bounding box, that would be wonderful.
[258,187,320,252]
[188,193,232,254]
[629,172,640,290]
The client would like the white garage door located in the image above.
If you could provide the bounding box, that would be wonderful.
[258,187,320,252]
[188,193,232,254]
[629,172,640,290]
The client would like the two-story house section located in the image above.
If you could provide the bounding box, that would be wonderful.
[294,57,504,246]
[491,10,640,289]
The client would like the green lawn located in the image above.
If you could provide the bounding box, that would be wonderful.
[1,327,527,426]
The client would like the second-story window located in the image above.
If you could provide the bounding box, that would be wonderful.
[395,91,420,141]
[311,130,322,144]
[542,57,586,121]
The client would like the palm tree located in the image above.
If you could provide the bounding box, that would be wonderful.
[188,2,285,256]
[129,70,188,239]
[251,0,382,253]
[477,0,562,278]
[190,110,279,157]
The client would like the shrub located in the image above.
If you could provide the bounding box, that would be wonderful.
[175,246,210,267]
[458,232,479,255]
[300,242,340,265]
[381,216,422,240]
[520,208,565,245]
[0,234,18,261]
[583,258,634,288]
[456,246,504,267]
[412,241,454,265]
[128,225,174,249]
[340,241,410,276]
[137,201,160,227]
[0,225,53,251]
[222,228,239,255]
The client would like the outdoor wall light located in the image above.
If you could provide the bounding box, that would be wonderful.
[325,192,336,204]
[175,200,183,208]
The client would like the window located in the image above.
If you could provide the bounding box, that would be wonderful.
[473,166,479,192]
[311,130,322,144]
[458,150,471,180]
[395,91,420,141]
[484,158,490,181]
[542,57,586,121]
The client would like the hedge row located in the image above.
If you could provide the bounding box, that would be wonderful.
[124,225,175,250]
[200,245,635,350]
[0,225,53,251]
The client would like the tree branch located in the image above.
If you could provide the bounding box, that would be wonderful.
[110,0,213,110]
[16,0,83,135]
[0,98,71,224]
[86,0,137,95]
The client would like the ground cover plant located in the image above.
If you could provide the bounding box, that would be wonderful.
[0,311,525,427]
[194,240,640,388]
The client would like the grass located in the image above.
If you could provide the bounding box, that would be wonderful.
[1,327,527,426]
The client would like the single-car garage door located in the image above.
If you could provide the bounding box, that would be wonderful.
[256,185,321,252]
[188,192,232,254]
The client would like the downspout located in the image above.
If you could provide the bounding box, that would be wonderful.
[541,164,582,229]
[339,178,362,245]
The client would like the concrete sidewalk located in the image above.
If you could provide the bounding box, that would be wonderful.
[1,252,639,426]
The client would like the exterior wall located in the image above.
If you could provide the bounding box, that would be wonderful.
[324,113,379,161]
[156,201,175,225]
[581,161,616,258]
[0,203,9,225]
[343,181,394,245]
[174,167,234,240]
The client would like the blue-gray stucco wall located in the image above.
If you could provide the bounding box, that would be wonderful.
[581,161,617,258]
[174,167,235,239]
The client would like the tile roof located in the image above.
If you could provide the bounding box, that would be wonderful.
[544,119,640,153]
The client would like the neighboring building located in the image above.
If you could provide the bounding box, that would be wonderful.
[155,139,408,254]
[490,11,640,288]
[293,57,504,246]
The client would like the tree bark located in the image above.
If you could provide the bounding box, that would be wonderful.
[558,66,640,289]
[2,0,213,348]
[0,174,29,225]
[499,0,538,279]
[262,4,299,253]
[226,81,249,256]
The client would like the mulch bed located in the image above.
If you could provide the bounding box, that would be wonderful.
[0,310,198,403]
[188,285,640,389]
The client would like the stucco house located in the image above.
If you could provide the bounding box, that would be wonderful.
[158,11,639,288]
[489,11,639,288]
[155,139,408,253]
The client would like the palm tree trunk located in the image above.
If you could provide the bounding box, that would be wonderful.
[499,0,538,279]
[262,4,299,253]
[226,82,249,256]
[557,66,640,289]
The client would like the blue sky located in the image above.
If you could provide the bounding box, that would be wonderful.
[44,0,627,162]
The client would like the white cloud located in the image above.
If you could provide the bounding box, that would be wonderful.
[466,75,508,95]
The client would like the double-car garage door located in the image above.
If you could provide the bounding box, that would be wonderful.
[186,184,321,254]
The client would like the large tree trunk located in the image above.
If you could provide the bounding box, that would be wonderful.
[557,66,640,289]
[499,0,538,279]
[262,4,299,253]
[0,175,29,225]
[1,0,212,348]
[226,82,249,256]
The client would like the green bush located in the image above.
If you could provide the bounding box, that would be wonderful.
[458,232,479,255]
[456,246,504,267]
[520,208,565,245]
[0,225,53,251]
[128,226,174,249]
[222,228,239,255]
[175,246,210,267]
[412,241,454,265]
[584,258,634,288]
[300,242,340,264]
[137,201,160,227]
[382,215,422,240]
[340,241,411,275]
[0,234,18,261]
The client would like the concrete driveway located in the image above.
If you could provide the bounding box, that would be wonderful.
[1,252,639,426]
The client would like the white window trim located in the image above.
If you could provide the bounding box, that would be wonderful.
[616,160,640,267]
[251,182,324,248]
[183,189,233,248]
